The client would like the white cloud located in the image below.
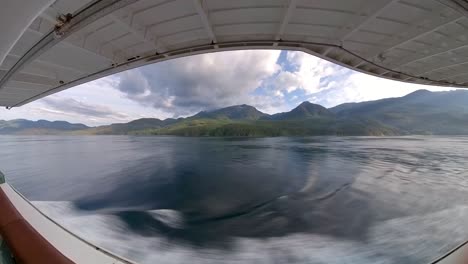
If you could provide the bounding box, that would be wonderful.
[41,96,129,120]
[117,50,281,116]
[269,51,345,96]
[0,76,171,126]
[309,70,454,108]
[257,50,456,111]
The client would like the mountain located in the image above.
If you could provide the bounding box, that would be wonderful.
[0,119,88,135]
[330,89,468,135]
[81,118,179,135]
[3,89,468,136]
[110,103,395,136]
[268,101,334,120]
[193,104,268,120]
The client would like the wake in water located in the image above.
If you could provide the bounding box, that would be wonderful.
[2,136,468,263]
[34,201,468,264]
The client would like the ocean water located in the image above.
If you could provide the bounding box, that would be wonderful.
[0,135,467,263]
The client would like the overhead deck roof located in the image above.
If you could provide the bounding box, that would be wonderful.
[1,0,468,108]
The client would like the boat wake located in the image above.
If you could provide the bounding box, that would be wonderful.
[33,201,468,264]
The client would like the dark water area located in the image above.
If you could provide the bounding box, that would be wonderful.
[0,135,467,263]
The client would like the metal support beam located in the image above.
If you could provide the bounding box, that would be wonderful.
[0,0,138,91]
[275,0,296,41]
[193,0,217,44]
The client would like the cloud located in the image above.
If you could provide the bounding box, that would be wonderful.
[268,51,454,108]
[268,51,348,96]
[41,97,129,121]
[116,50,281,116]
[115,49,454,116]
[307,69,454,107]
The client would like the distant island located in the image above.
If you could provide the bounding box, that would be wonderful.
[2,89,468,136]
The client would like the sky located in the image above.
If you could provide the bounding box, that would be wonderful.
[0,50,454,126]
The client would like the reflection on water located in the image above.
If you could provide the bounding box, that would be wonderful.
[1,136,468,263]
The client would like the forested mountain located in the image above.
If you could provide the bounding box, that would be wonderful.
[3,90,468,136]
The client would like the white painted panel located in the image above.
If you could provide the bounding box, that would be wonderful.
[210,8,284,26]
[0,0,54,65]
[2,0,468,108]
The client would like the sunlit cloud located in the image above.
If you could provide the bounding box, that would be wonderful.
[116,50,281,116]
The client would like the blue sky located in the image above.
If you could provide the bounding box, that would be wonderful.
[0,50,453,126]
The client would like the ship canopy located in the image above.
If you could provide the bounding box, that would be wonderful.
[1,0,468,108]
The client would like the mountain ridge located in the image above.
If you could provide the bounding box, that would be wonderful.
[2,89,468,136]
[0,119,89,134]
[193,104,268,120]
[267,101,334,120]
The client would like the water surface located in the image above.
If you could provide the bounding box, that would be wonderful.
[0,136,467,263]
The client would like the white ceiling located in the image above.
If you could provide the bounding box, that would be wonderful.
[1,0,468,107]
